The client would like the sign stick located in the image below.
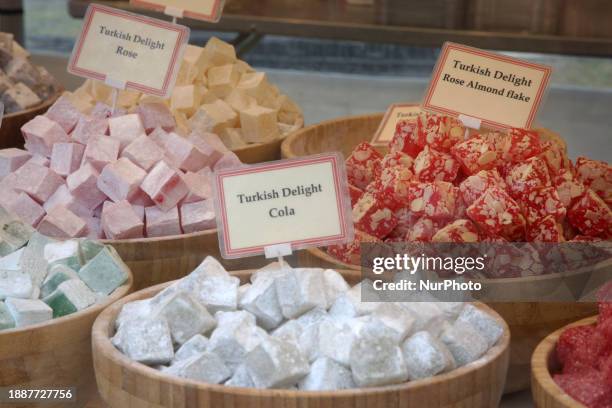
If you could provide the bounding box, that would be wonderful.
[110,88,119,115]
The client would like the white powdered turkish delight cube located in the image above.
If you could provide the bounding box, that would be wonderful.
[455,304,504,348]
[274,269,327,319]
[5,297,52,327]
[153,291,216,345]
[349,331,408,387]
[225,363,255,388]
[298,356,355,391]
[440,320,489,366]
[401,331,456,380]
[245,336,309,389]
[239,273,283,330]
[165,351,231,384]
[113,317,174,365]
[174,334,210,362]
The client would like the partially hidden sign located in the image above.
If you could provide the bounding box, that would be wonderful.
[130,0,225,22]
[213,154,354,259]
[68,4,189,97]
[423,42,552,130]
[371,103,421,146]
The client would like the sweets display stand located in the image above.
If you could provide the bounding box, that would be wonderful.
[531,315,598,408]
[103,231,269,291]
[0,268,133,408]
[281,113,599,393]
[234,118,304,164]
[92,268,510,408]
[0,91,62,149]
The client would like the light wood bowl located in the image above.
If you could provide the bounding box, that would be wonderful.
[92,269,510,408]
[0,265,133,408]
[0,92,62,149]
[531,315,599,408]
[103,231,270,291]
[233,118,303,164]
[282,113,599,393]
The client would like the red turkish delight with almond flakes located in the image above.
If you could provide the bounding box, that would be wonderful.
[372,166,414,210]
[381,150,414,170]
[387,207,418,239]
[345,142,383,190]
[348,184,364,207]
[432,219,480,243]
[407,181,458,220]
[526,215,565,242]
[389,119,420,158]
[575,157,612,205]
[353,193,398,239]
[466,186,526,241]
[501,127,543,163]
[521,186,566,225]
[327,230,380,265]
[459,169,506,207]
[505,156,552,199]
[555,168,586,208]
[450,135,499,175]
[567,189,612,238]
[413,146,459,183]
[539,140,571,176]
[405,217,449,242]
[416,113,464,153]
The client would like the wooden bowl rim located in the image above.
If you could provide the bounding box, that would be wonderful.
[92,269,511,398]
[231,116,303,155]
[101,227,217,245]
[2,90,62,120]
[305,247,611,285]
[531,315,599,408]
[0,264,133,336]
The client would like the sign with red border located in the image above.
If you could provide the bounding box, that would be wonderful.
[213,153,354,259]
[371,103,421,146]
[68,4,189,98]
[130,0,224,23]
[423,42,552,130]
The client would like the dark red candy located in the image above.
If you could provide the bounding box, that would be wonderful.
[554,369,612,408]
[557,325,596,365]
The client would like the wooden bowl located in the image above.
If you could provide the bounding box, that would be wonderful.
[103,231,269,291]
[531,315,599,408]
[282,113,599,393]
[0,266,133,408]
[92,269,510,408]
[0,92,62,149]
[233,118,303,164]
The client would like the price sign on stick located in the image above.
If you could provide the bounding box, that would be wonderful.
[213,153,354,260]
[422,42,552,130]
[371,103,421,146]
[68,3,189,110]
[130,0,225,23]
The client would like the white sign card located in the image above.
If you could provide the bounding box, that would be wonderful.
[213,153,354,259]
[130,0,225,23]
[371,103,421,146]
[68,4,190,98]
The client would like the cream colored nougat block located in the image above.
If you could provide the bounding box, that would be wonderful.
[189,100,237,135]
[203,37,237,67]
[66,89,95,114]
[139,94,169,106]
[117,89,141,109]
[208,64,240,98]
[174,112,190,136]
[277,95,304,126]
[199,87,219,104]
[91,80,113,102]
[236,72,273,104]
[171,85,202,116]
[176,60,199,86]
[220,128,248,149]
[235,60,255,75]
[12,40,30,59]
[224,89,256,112]
[278,122,301,136]
[239,105,280,143]
[183,44,210,73]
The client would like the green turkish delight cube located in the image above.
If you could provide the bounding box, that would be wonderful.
[78,246,129,295]
[40,264,80,299]
[43,279,96,318]
[78,239,105,264]
[0,301,16,330]
[44,240,81,272]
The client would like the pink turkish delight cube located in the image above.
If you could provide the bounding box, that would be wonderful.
[181,171,212,203]
[66,162,107,210]
[180,200,216,233]
[71,116,108,145]
[108,114,146,150]
[90,103,127,119]
[141,161,189,211]
[82,135,120,171]
[555,168,585,208]
[26,154,50,167]
[101,200,144,239]
[526,215,565,242]
[44,184,91,218]
[45,96,82,133]
[416,113,464,153]
[520,186,566,226]
[121,134,164,171]
[187,132,224,165]
[345,142,383,190]
[574,157,612,205]
[6,192,45,227]
[450,135,498,175]
[0,148,31,179]
[97,158,147,202]
[413,146,459,182]
[459,169,506,207]
[407,181,458,220]
[50,143,85,176]
[13,162,64,203]
[213,152,243,172]
[21,115,69,157]
[164,132,213,172]
[389,119,420,158]
[352,192,398,239]
[466,186,526,241]
[567,189,612,238]
[432,219,480,243]
[145,206,181,237]
[505,156,552,199]
[83,216,104,239]
[500,128,542,163]
[137,103,176,133]
[38,206,87,238]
